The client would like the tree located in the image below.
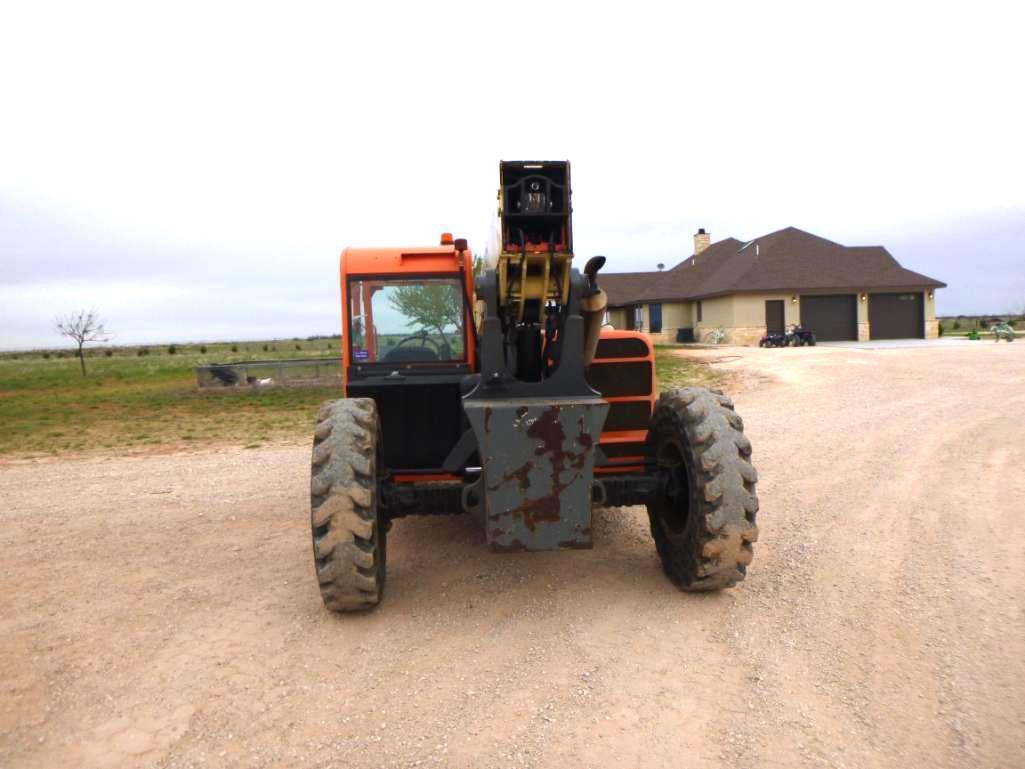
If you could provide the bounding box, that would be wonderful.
[55,309,111,376]
[657,263,665,271]
[388,284,462,344]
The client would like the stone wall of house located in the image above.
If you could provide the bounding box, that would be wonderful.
[693,296,735,343]
[607,307,628,329]
[645,331,680,345]
[857,294,869,340]
[733,293,801,327]
[924,292,939,338]
[725,326,767,346]
[608,288,943,345]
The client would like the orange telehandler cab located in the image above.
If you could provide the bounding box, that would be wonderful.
[310,161,759,611]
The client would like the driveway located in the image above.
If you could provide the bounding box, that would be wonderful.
[818,337,984,349]
[2,343,1024,769]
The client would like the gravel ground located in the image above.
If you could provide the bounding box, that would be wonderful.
[2,343,1023,769]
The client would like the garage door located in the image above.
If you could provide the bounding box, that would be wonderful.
[800,294,857,341]
[869,292,924,339]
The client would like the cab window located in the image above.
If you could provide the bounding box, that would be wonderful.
[348,278,465,364]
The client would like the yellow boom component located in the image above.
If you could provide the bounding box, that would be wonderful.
[487,161,574,322]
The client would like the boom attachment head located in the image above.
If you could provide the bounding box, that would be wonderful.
[484,161,606,380]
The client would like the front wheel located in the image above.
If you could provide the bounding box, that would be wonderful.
[645,388,759,590]
[310,399,386,611]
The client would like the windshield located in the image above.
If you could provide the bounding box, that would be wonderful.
[348,277,466,364]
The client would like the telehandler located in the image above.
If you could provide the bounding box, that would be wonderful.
[311,161,758,610]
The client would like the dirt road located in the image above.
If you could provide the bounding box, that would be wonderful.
[2,343,1024,769]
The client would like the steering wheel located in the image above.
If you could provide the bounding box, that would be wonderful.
[382,332,441,361]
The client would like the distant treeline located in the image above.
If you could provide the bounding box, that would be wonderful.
[0,335,343,360]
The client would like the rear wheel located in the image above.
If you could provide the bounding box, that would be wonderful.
[310,399,386,611]
[646,387,759,590]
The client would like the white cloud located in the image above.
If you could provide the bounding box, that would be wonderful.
[1,0,1023,346]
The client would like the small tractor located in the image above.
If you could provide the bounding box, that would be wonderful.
[310,161,758,611]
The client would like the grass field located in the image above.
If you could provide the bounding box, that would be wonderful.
[0,339,341,457]
[938,315,1024,337]
[0,340,719,458]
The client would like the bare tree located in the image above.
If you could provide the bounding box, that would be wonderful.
[55,309,112,376]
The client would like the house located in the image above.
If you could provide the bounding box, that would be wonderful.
[601,227,946,344]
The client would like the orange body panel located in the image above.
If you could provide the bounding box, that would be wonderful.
[591,328,656,473]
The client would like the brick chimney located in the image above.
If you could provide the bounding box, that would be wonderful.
[694,228,711,256]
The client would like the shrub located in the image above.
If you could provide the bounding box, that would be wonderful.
[262,344,269,352]
[231,344,238,353]
[137,347,150,356]
[56,351,67,358]
[952,320,960,330]
[168,344,177,355]
[295,343,302,350]
[105,349,113,357]
[42,351,51,359]
[199,345,207,354]
[938,322,944,336]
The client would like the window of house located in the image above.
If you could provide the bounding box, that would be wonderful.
[633,306,644,332]
[697,300,703,323]
[649,303,663,333]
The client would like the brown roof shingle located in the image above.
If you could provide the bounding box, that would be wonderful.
[602,227,945,306]
[600,271,662,306]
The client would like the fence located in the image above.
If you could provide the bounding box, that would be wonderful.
[195,358,342,389]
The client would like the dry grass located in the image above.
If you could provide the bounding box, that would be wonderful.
[0,341,340,457]
[653,345,728,390]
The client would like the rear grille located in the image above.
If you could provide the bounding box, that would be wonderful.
[594,337,649,359]
[603,401,652,431]
[586,361,652,397]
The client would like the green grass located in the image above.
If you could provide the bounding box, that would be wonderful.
[654,345,725,390]
[0,340,341,457]
[938,316,1025,334]
[0,339,721,458]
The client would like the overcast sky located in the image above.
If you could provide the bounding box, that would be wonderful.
[2,1,1023,349]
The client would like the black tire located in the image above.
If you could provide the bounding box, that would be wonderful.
[310,399,386,611]
[807,334,816,346]
[645,387,759,590]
